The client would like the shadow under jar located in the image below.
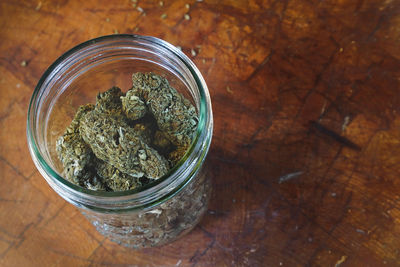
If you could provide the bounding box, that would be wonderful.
[27,34,213,248]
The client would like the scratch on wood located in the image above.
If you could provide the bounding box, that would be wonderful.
[310,120,361,151]
[278,171,304,184]
[35,1,42,11]
[356,228,366,235]
[245,49,275,82]
[0,198,26,203]
[0,156,30,180]
[86,237,107,267]
[335,255,348,267]
[190,239,215,267]
[342,116,350,132]
[319,100,327,118]
[45,247,98,265]
[367,14,385,41]
[13,222,35,249]
[206,58,216,77]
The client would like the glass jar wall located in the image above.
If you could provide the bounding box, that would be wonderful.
[27,35,213,248]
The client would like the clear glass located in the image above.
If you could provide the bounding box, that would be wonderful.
[27,34,213,248]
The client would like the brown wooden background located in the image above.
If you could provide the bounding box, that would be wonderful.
[1,0,400,266]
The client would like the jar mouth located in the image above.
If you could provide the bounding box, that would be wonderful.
[27,34,213,206]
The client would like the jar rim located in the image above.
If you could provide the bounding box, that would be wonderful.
[27,34,213,210]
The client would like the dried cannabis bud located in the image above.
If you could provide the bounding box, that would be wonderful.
[167,145,190,166]
[79,110,169,179]
[121,88,148,120]
[65,104,95,134]
[133,123,153,144]
[56,73,198,192]
[137,145,170,179]
[95,159,143,191]
[95,86,124,115]
[83,173,107,191]
[56,104,97,185]
[132,115,158,145]
[153,130,174,154]
[56,133,94,184]
[130,72,198,147]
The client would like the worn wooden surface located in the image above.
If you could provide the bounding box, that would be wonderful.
[1,0,400,266]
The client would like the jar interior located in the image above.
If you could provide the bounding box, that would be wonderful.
[38,49,201,179]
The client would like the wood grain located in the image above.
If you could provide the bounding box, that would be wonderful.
[1,0,400,266]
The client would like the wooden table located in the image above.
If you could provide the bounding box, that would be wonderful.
[1,0,400,266]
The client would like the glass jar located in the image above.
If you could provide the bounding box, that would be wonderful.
[27,34,213,248]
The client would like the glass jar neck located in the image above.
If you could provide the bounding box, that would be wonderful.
[27,35,213,212]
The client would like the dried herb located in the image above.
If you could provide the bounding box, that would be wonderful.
[82,165,211,248]
[56,132,94,185]
[95,86,124,115]
[152,130,174,154]
[121,87,148,120]
[130,72,198,147]
[133,120,155,145]
[95,159,145,191]
[56,72,198,192]
[79,110,169,179]
[167,144,189,166]
[65,104,95,134]
[56,104,97,186]
[83,172,107,191]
